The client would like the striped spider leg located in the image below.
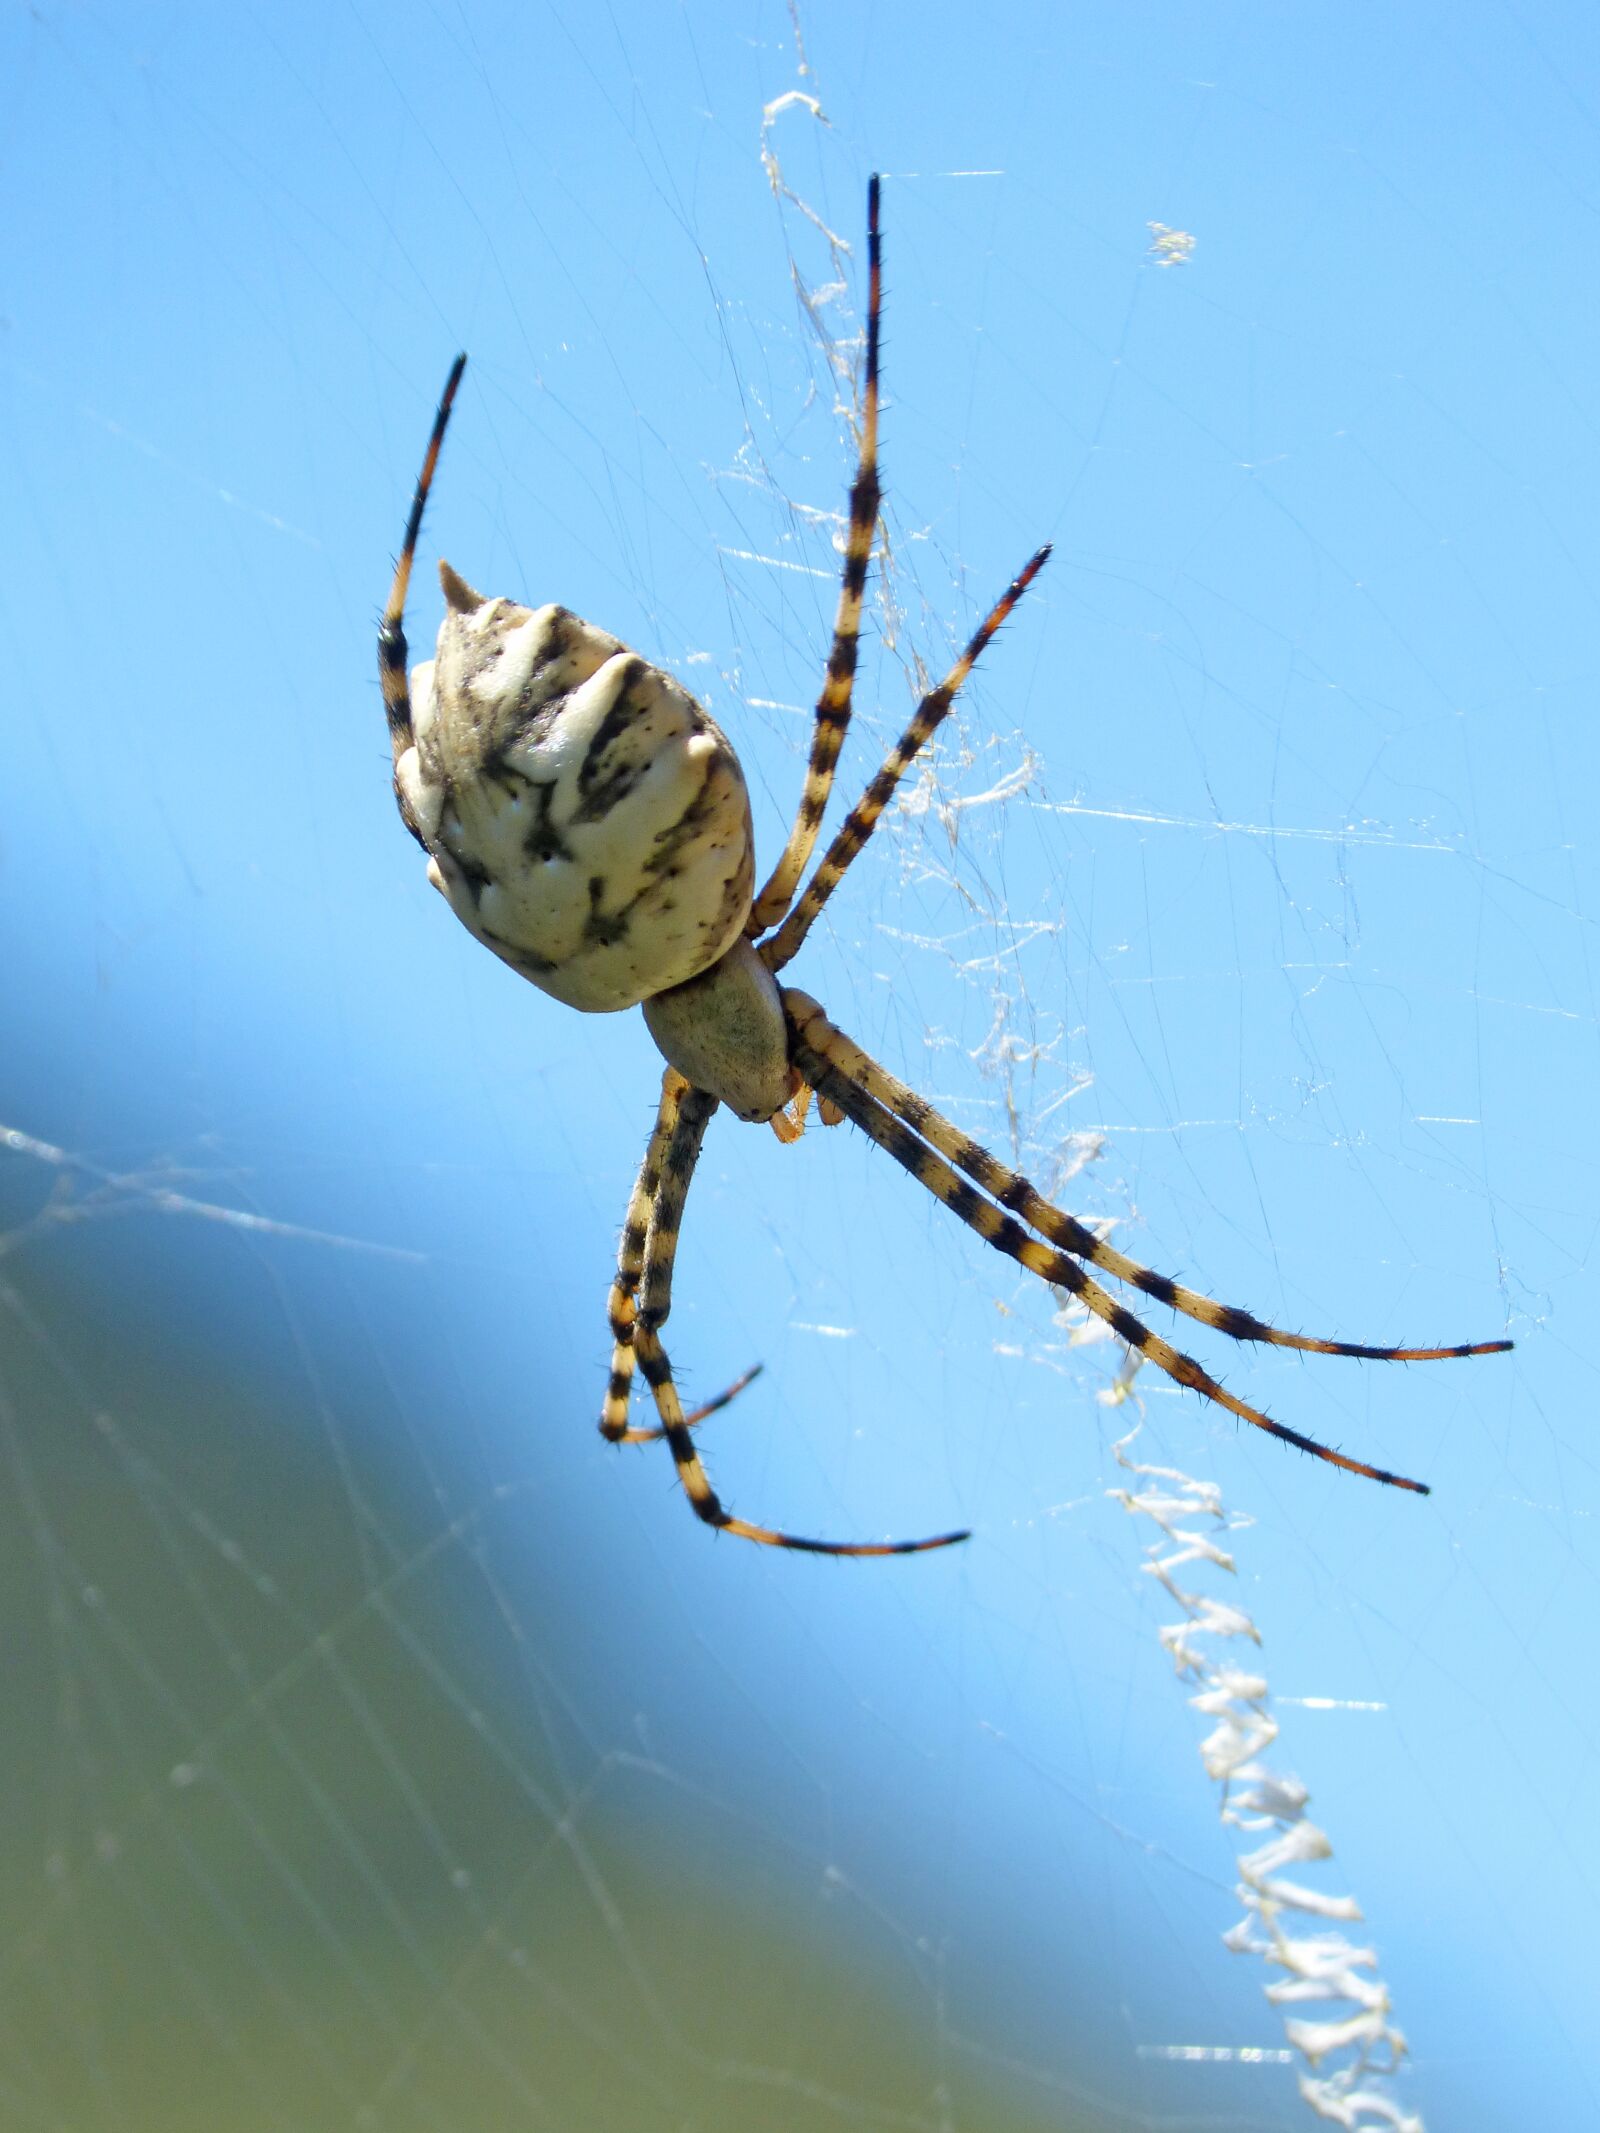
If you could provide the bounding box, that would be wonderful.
[784,993,1513,1496]
[598,1067,764,1448]
[379,177,1512,1559]
[616,1078,968,1557]
[744,173,887,940]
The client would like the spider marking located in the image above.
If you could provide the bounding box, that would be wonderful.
[378,177,1511,1556]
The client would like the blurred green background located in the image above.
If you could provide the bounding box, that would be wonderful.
[1,1212,1112,2130]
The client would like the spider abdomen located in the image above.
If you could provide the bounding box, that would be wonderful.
[397,563,756,1012]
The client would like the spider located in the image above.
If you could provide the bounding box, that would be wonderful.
[377,177,1511,1557]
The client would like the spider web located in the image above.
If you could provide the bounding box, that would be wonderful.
[2,4,1594,2130]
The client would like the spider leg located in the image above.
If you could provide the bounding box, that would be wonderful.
[615,1367,769,1443]
[378,354,467,772]
[633,1085,969,1555]
[787,992,1512,1365]
[600,1068,687,1443]
[748,176,884,937]
[787,1009,1440,1494]
[761,543,1051,974]
[679,1366,767,1431]
[601,1070,764,1444]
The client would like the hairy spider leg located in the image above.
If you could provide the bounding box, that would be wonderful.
[603,1067,765,1444]
[788,1013,1440,1496]
[749,176,885,936]
[676,1366,767,1432]
[787,994,1513,1367]
[378,353,467,783]
[631,1085,969,1554]
[601,1069,688,1443]
[762,543,1052,975]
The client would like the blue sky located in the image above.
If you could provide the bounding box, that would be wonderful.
[3,3,1595,2128]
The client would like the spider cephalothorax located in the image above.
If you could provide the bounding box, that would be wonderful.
[378,178,1511,1556]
